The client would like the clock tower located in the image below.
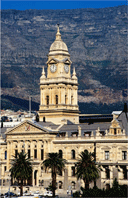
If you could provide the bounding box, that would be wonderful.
[39,25,79,124]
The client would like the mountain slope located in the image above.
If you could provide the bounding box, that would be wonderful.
[1,6,127,111]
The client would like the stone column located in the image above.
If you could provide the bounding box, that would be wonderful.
[31,141,34,159]
[109,166,113,188]
[7,141,10,170]
[63,166,68,190]
[43,140,48,160]
[73,86,78,105]
[50,88,52,105]
[113,166,118,180]
[60,85,65,105]
[68,85,71,105]
[37,140,40,160]
[37,170,39,186]
[100,166,106,189]
[40,89,43,105]
[32,169,35,186]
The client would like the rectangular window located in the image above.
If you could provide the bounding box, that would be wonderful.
[56,95,58,105]
[41,149,44,160]
[114,128,116,135]
[121,166,127,179]
[122,151,127,160]
[58,169,62,176]
[28,149,30,158]
[5,151,7,160]
[4,166,7,172]
[34,149,37,159]
[46,96,49,105]
[3,179,5,186]
[15,150,18,158]
[71,167,75,176]
[105,151,109,160]
[105,167,110,179]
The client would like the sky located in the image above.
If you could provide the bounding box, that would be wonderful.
[1,1,127,10]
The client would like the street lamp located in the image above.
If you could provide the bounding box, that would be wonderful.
[29,96,32,117]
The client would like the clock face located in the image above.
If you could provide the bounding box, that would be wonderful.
[64,64,69,73]
[50,64,57,73]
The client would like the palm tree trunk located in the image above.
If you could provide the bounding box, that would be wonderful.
[20,179,23,196]
[85,180,89,189]
[52,168,56,197]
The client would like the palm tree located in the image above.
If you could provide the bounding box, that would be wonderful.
[43,152,66,197]
[75,150,100,189]
[9,152,32,196]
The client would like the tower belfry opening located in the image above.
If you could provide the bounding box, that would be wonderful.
[39,25,79,124]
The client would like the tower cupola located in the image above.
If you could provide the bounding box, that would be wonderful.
[49,25,69,56]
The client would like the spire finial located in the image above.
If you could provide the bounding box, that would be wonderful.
[72,67,77,79]
[40,66,46,79]
[56,24,61,41]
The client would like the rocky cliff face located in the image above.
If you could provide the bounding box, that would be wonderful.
[1,6,127,111]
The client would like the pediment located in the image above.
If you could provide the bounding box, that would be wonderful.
[46,58,72,64]
[110,119,120,128]
[101,146,111,150]
[118,146,128,150]
[5,120,48,135]
[64,59,71,64]
[47,58,58,64]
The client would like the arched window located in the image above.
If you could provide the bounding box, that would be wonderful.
[114,128,116,135]
[71,95,73,105]
[56,95,58,105]
[71,150,75,159]
[5,151,7,159]
[59,150,63,158]
[71,167,75,176]
[43,117,45,122]
[46,95,49,105]
[58,181,63,189]
[71,181,76,189]
[65,95,67,104]
[58,169,62,176]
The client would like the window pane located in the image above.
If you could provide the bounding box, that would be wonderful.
[122,151,127,160]
[46,96,49,105]
[56,95,58,105]
[34,149,37,159]
[71,150,75,159]
[28,149,30,158]
[5,151,7,160]
[15,150,18,158]
[59,150,63,158]
[105,151,109,160]
[41,149,44,160]
[71,167,75,176]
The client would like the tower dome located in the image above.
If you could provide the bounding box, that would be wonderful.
[49,25,70,56]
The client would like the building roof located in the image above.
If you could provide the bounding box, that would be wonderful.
[49,25,69,56]
[117,112,128,135]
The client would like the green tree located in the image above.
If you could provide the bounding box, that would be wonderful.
[9,152,32,196]
[43,152,66,197]
[75,150,100,189]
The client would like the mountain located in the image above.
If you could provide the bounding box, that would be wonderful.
[1,6,127,112]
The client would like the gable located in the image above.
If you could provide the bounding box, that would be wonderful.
[110,119,120,128]
[5,121,48,135]
[101,146,111,150]
[64,59,71,64]
[47,58,58,64]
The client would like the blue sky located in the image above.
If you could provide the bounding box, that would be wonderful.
[1,1,127,10]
